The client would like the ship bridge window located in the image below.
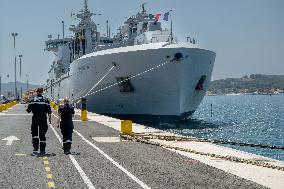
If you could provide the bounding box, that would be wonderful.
[195,75,207,91]
[116,77,135,93]
[100,39,113,43]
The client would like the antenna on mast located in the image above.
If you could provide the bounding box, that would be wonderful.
[141,3,146,14]
[84,0,88,11]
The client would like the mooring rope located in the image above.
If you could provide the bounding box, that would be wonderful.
[74,58,175,102]
[77,65,115,103]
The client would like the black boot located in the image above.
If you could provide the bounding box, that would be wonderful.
[32,138,39,155]
[66,142,71,154]
[40,142,46,155]
[63,143,68,154]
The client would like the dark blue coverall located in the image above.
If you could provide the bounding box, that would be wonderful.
[26,95,51,154]
[58,104,75,154]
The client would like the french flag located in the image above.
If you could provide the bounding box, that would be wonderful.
[163,12,170,21]
[155,13,161,21]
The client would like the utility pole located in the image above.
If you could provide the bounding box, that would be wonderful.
[170,14,173,43]
[106,20,109,37]
[18,55,23,100]
[0,75,2,101]
[109,26,111,38]
[19,55,22,78]
[167,10,173,43]
[26,74,29,92]
[11,32,18,100]
[62,20,65,38]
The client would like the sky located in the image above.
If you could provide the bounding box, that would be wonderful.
[0,0,284,84]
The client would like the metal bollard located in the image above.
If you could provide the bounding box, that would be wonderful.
[51,101,55,109]
[121,120,132,135]
[55,102,59,112]
[81,98,87,121]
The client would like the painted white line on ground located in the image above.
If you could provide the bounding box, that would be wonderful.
[49,123,96,189]
[53,113,150,188]
[74,130,151,189]
[0,113,31,116]
[2,136,20,145]
[92,137,121,143]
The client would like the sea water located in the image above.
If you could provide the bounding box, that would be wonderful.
[163,94,284,161]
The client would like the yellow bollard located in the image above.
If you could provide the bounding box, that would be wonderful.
[3,104,7,110]
[121,120,132,135]
[81,110,88,121]
[80,98,88,121]
[54,103,59,112]
[50,101,54,108]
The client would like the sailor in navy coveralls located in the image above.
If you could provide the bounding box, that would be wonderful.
[26,88,52,155]
[58,98,75,154]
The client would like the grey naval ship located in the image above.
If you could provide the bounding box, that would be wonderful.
[44,0,216,122]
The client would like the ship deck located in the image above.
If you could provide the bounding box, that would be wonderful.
[0,104,283,188]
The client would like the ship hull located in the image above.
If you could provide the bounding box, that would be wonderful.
[47,43,215,121]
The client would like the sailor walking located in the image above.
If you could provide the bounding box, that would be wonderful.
[26,88,52,155]
[57,97,75,154]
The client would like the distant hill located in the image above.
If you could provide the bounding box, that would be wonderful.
[208,74,284,95]
[1,82,39,97]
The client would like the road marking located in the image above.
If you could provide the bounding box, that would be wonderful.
[47,174,53,179]
[52,113,150,189]
[2,136,20,145]
[92,137,121,143]
[49,122,96,189]
[15,154,26,156]
[44,160,49,165]
[42,157,56,188]
[74,130,151,189]
[0,113,31,116]
[72,120,96,122]
[48,182,55,188]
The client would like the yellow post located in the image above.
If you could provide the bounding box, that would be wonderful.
[54,103,59,112]
[50,101,54,108]
[121,120,132,135]
[3,104,6,110]
[81,98,88,121]
[81,110,88,121]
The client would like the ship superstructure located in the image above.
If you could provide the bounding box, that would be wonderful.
[44,0,216,121]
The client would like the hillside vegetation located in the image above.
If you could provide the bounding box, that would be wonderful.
[208,74,284,95]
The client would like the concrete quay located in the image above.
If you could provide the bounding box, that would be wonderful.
[0,104,282,188]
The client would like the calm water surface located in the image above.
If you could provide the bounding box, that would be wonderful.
[161,94,284,161]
